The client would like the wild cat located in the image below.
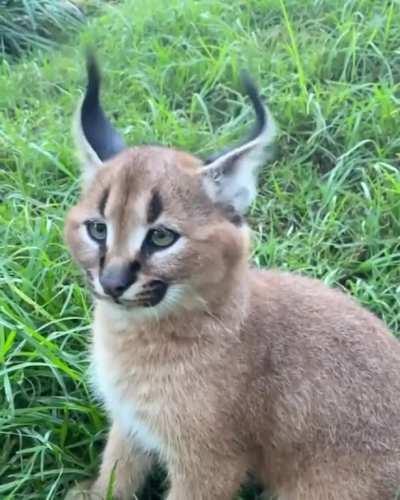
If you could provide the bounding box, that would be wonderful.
[65,55,400,500]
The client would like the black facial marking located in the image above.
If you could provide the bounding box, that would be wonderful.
[230,212,243,226]
[99,254,105,271]
[147,190,163,224]
[143,280,168,307]
[130,260,141,275]
[215,203,243,226]
[99,187,110,217]
[99,244,106,271]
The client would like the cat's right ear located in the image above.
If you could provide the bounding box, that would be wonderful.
[73,53,125,188]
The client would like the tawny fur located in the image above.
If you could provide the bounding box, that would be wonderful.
[65,145,400,500]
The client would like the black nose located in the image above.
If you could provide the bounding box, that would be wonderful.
[100,261,139,299]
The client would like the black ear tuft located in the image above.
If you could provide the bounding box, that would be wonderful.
[201,72,276,214]
[204,72,268,165]
[80,53,125,162]
[239,70,267,143]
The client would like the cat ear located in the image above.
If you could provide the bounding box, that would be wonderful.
[202,74,276,214]
[73,53,125,187]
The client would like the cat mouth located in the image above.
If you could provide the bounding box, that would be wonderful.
[118,280,168,308]
[87,276,168,308]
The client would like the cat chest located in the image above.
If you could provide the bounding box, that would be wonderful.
[92,359,167,454]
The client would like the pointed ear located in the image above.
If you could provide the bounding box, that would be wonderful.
[201,74,276,214]
[73,53,125,187]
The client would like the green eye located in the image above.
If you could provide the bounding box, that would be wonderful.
[148,227,179,248]
[86,221,107,242]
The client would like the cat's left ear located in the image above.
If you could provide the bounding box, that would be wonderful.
[201,74,276,214]
[73,53,125,187]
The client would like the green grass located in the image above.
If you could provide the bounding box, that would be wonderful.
[0,0,84,57]
[1,0,399,498]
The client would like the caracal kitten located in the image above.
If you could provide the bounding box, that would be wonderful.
[65,56,400,500]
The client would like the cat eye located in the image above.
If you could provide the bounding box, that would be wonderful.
[86,220,107,242]
[147,227,179,249]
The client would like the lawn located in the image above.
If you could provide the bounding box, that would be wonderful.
[0,0,399,498]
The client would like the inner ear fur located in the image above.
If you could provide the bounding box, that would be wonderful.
[201,73,276,214]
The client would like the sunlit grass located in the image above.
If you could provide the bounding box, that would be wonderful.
[0,0,84,57]
[1,0,399,498]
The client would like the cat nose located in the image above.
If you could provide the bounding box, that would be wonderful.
[100,261,140,299]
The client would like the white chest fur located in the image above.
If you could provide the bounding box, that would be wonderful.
[91,320,164,453]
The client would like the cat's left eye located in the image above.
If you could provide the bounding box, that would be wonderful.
[86,220,107,243]
[147,227,179,249]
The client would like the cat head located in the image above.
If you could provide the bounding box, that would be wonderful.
[65,55,276,319]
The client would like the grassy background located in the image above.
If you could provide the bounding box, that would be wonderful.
[1,0,399,498]
[0,0,84,57]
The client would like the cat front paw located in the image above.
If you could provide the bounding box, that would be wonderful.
[65,480,102,500]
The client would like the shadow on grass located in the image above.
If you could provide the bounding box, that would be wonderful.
[140,464,268,499]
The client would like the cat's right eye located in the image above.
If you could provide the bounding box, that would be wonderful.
[85,220,107,243]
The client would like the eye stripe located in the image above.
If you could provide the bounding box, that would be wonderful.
[99,187,110,217]
[99,252,106,271]
[147,190,163,224]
